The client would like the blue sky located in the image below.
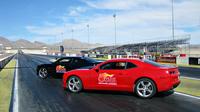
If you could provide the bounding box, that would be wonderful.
[0,0,199,45]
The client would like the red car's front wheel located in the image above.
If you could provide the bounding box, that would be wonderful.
[135,78,156,98]
[67,76,83,93]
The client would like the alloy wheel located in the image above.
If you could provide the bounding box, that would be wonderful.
[38,68,48,79]
[68,76,82,93]
[135,78,156,98]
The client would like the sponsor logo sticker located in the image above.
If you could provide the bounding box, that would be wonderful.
[56,65,66,73]
[98,73,117,85]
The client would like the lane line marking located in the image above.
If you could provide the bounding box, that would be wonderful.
[175,92,200,100]
[13,59,19,112]
[180,76,200,80]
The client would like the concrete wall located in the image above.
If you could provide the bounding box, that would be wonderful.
[0,54,14,69]
[5,50,18,54]
[22,50,47,55]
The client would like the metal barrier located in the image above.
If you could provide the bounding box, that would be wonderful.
[0,54,15,69]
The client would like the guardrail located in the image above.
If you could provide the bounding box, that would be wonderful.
[0,54,15,70]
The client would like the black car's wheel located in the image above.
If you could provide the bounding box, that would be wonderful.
[67,76,83,93]
[135,78,156,98]
[38,67,48,79]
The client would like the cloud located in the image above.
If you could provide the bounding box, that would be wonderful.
[83,0,171,10]
[43,21,57,26]
[26,26,65,36]
[68,6,88,16]
[26,0,200,45]
[83,0,136,10]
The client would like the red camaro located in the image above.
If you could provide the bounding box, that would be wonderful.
[63,58,180,98]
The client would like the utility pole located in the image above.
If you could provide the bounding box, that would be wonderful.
[199,16,200,27]
[113,14,117,48]
[87,24,90,49]
[171,0,175,40]
[71,29,74,40]
[61,32,64,44]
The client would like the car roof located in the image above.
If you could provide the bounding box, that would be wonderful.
[59,56,81,58]
[57,56,87,59]
[108,58,141,62]
[57,56,98,62]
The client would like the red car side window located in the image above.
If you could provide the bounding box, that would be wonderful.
[100,62,126,70]
[126,62,137,69]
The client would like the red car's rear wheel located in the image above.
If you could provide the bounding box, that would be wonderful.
[135,78,156,98]
[67,76,83,93]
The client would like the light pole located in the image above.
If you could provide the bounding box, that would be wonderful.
[113,14,117,48]
[171,0,175,40]
[87,24,90,49]
[70,29,74,50]
[199,16,200,27]
[71,29,74,40]
[61,32,64,44]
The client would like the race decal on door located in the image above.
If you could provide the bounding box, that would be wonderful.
[98,73,117,85]
[56,65,66,73]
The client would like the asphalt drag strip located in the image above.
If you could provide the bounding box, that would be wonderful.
[14,54,200,112]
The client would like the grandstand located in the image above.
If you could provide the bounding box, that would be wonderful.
[85,38,190,55]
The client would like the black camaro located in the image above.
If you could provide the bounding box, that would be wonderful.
[37,56,102,79]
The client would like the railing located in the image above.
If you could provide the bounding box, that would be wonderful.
[0,54,15,70]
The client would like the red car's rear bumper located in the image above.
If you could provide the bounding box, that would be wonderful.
[157,75,181,92]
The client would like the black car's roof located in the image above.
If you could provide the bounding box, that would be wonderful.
[56,56,100,63]
[58,56,88,59]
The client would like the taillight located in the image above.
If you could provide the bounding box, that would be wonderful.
[166,70,177,75]
[169,71,176,74]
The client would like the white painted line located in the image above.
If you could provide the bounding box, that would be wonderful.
[13,59,19,112]
[181,76,200,80]
[175,92,200,100]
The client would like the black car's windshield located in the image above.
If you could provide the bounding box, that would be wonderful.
[82,57,99,63]
[78,66,94,69]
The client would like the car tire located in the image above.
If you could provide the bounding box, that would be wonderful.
[67,76,83,93]
[134,78,156,98]
[38,67,48,79]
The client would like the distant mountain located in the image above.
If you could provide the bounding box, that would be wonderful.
[14,39,36,48]
[0,36,13,47]
[57,39,102,48]
[33,41,47,47]
[0,36,102,49]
